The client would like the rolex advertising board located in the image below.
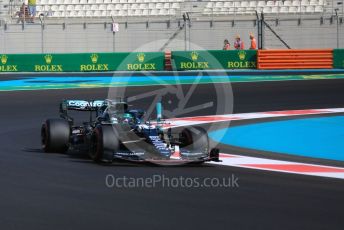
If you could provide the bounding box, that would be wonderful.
[0,54,18,72]
[118,52,164,71]
[333,49,344,69]
[171,50,257,70]
[0,52,165,72]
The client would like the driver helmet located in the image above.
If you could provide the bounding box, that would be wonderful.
[122,113,133,124]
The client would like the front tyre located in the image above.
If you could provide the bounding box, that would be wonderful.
[179,126,209,153]
[90,125,119,162]
[41,119,70,153]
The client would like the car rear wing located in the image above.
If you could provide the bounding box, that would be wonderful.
[60,100,105,112]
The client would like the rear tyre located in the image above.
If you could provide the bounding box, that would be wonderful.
[41,119,70,153]
[90,125,119,162]
[179,126,209,152]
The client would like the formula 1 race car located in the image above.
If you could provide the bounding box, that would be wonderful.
[41,99,220,165]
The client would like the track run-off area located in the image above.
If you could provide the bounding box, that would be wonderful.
[1,70,344,229]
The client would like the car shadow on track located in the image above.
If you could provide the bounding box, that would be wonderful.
[22,147,213,168]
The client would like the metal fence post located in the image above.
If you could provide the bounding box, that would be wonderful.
[39,14,44,53]
[335,8,339,48]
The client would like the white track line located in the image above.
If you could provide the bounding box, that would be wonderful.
[209,154,344,180]
[165,108,344,128]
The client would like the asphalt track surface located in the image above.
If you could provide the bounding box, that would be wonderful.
[1,79,344,230]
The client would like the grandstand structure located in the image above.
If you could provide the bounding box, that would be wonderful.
[1,0,342,20]
[0,0,343,53]
[36,0,182,18]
